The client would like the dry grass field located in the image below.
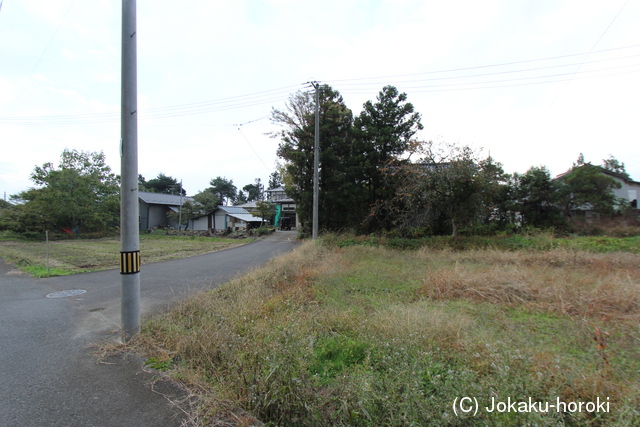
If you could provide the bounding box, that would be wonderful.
[138,239,640,426]
[0,234,248,277]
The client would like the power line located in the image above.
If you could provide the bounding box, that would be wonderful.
[237,127,272,174]
[324,44,640,84]
[339,63,640,94]
[550,0,633,106]
[3,0,77,115]
[233,116,268,127]
[1,45,638,126]
[29,0,77,77]
[0,86,297,125]
[333,53,640,88]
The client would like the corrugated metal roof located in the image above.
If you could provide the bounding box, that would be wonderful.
[219,206,249,214]
[138,191,194,206]
[228,213,263,222]
[235,201,258,209]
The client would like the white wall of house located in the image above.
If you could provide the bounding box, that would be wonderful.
[612,178,640,208]
[190,212,234,231]
[214,211,227,230]
[191,216,209,231]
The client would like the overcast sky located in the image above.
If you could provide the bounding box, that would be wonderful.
[1,0,639,199]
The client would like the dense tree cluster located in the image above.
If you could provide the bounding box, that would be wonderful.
[1,85,633,238]
[272,85,424,233]
[271,85,634,236]
[138,173,186,195]
[0,152,272,234]
[1,149,119,233]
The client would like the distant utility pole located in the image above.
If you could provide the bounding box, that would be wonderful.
[120,0,140,341]
[309,81,320,239]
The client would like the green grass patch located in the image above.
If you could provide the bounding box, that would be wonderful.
[22,265,76,278]
[139,242,640,425]
[308,335,369,381]
[144,356,174,372]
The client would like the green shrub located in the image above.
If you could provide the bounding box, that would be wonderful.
[253,226,274,236]
[309,335,369,380]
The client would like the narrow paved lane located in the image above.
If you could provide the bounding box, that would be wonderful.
[0,231,298,426]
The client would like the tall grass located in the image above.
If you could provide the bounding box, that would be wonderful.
[321,232,640,253]
[140,241,640,426]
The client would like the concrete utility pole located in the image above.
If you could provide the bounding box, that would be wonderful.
[311,82,320,239]
[120,0,140,341]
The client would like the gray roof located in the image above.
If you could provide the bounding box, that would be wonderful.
[554,165,639,184]
[138,191,194,206]
[265,186,286,192]
[189,206,264,222]
[228,213,264,223]
[235,201,258,209]
[219,206,263,223]
[218,206,250,214]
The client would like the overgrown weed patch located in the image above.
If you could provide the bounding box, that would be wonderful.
[140,240,640,426]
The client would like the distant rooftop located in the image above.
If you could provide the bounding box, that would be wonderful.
[218,205,251,214]
[138,191,194,206]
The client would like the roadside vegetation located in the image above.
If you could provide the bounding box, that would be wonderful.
[137,235,640,426]
[0,232,249,277]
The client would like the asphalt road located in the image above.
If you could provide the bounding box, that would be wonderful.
[0,231,298,427]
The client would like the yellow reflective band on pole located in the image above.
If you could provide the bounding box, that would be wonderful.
[120,251,141,274]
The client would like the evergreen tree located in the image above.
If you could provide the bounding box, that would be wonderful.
[207,176,237,205]
[253,200,276,226]
[192,191,221,213]
[234,190,248,205]
[557,162,622,217]
[268,171,281,190]
[354,85,423,209]
[513,166,563,228]
[602,154,630,179]
[273,85,359,232]
[243,178,264,202]
[141,173,185,195]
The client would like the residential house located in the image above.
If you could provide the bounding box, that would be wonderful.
[138,191,194,230]
[235,201,258,215]
[190,206,264,231]
[554,166,640,214]
[265,186,298,228]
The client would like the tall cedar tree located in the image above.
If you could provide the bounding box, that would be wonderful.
[272,85,358,232]
[354,85,423,210]
[268,171,281,190]
[273,85,423,233]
